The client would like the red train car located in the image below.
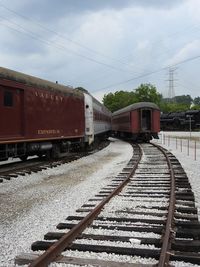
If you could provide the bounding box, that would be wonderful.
[112,102,160,142]
[0,67,85,160]
[0,67,112,161]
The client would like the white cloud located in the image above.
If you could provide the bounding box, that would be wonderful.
[92,90,107,103]
[0,0,200,99]
[167,40,200,66]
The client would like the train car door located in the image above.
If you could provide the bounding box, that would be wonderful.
[141,109,151,131]
[0,86,24,138]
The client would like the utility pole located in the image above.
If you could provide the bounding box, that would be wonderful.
[167,67,177,102]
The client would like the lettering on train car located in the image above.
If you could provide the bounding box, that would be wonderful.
[35,91,63,102]
[37,129,60,135]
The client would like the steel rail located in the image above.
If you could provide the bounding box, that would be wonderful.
[29,143,142,267]
[152,143,176,267]
[0,148,95,182]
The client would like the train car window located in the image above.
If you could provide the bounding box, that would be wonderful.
[4,91,13,107]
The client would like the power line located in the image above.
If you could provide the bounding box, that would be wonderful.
[1,2,200,93]
[3,2,200,77]
[3,4,181,85]
[0,3,134,69]
[0,15,133,74]
[2,14,200,93]
[93,53,200,92]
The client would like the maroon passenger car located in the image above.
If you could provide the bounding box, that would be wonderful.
[0,67,85,160]
[112,102,160,142]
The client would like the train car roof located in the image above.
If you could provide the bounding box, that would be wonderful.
[0,66,83,97]
[112,102,160,116]
[91,95,112,115]
[81,89,112,115]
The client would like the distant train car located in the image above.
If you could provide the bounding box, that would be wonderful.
[0,67,111,161]
[112,102,160,142]
[160,110,200,130]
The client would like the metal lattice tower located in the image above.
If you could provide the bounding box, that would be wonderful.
[167,67,176,101]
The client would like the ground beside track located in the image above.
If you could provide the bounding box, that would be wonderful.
[0,138,133,267]
[154,131,200,216]
[1,134,200,267]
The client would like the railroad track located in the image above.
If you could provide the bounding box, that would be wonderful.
[15,142,200,266]
[0,154,85,183]
[0,141,109,183]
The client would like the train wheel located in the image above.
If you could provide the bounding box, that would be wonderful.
[51,144,61,159]
[37,153,44,160]
[19,155,28,161]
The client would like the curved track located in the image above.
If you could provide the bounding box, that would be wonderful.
[0,141,109,183]
[0,154,85,182]
[15,143,200,266]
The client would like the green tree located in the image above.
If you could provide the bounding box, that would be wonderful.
[193,97,200,106]
[134,83,162,105]
[191,105,200,110]
[174,95,193,105]
[103,90,136,112]
[103,83,161,112]
[160,102,190,113]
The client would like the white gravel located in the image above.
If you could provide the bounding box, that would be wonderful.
[153,131,200,267]
[83,227,160,239]
[0,138,132,267]
[1,132,200,267]
[73,238,158,250]
[154,131,200,217]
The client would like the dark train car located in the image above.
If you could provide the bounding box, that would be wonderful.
[0,67,85,160]
[112,102,160,142]
[160,110,200,130]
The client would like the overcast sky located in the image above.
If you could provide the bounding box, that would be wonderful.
[0,0,200,102]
